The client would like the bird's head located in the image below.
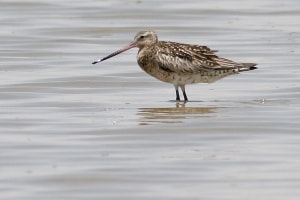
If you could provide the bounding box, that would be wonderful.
[132,30,158,48]
[92,30,158,64]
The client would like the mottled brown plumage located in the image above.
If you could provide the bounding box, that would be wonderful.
[92,30,257,101]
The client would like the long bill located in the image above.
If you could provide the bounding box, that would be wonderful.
[92,42,137,64]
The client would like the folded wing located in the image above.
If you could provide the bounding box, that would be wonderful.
[155,41,240,73]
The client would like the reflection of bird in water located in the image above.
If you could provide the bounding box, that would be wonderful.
[138,105,218,125]
[93,30,257,101]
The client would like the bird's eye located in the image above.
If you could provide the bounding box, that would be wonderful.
[140,35,145,39]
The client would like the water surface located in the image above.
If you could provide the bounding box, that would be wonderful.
[0,0,300,199]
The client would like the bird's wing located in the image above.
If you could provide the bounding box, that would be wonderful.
[155,41,237,73]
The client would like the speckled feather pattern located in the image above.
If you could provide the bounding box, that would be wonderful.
[137,40,255,85]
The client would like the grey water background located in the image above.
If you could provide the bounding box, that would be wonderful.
[0,0,300,199]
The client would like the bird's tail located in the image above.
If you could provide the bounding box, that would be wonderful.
[238,63,257,72]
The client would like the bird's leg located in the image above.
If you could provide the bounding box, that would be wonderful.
[180,85,188,102]
[174,85,180,101]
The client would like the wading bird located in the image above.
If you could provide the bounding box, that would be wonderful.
[92,30,257,101]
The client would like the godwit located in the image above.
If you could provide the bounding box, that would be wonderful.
[92,30,257,101]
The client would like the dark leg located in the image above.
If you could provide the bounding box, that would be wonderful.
[174,85,180,101]
[183,90,188,102]
[180,85,188,102]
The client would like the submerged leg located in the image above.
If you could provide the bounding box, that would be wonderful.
[180,85,188,102]
[174,85,180,101]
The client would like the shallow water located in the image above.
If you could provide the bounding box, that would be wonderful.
[0,0,300,199]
